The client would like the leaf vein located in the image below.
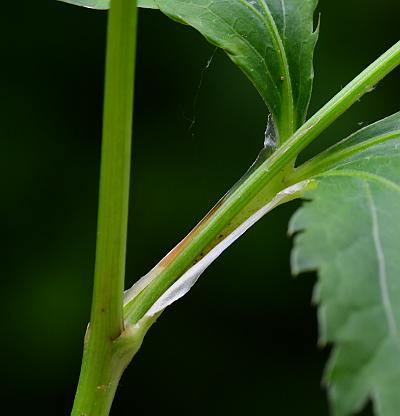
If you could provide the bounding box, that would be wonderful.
[364,181,398,336]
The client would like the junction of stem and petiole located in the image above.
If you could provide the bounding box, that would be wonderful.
[124,40,400,326]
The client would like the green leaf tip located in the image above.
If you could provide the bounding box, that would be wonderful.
[290,114,400,416]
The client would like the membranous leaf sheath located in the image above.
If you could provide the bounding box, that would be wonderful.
[290,115,400,416]
[124,178,312,324]
[154,0,318,142]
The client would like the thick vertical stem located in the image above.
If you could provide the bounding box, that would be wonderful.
[71,0,137,414]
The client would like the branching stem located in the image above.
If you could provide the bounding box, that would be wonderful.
[125,40,400,324]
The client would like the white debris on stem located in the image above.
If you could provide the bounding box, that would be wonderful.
[264,114,278,150]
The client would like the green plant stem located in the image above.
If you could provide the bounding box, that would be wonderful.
[125,40,400,324]
[71,0,137,414]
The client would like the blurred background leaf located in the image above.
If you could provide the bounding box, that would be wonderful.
[0,1,398,414]
[59,0,110,9]
[59,0,157,9]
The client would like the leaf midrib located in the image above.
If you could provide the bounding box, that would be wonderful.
[323,131,400,166]
[190,0,294,139]
[254,0,294,138]
[313,168,400,342]
[292,131,400,181]
[364,181,398,336]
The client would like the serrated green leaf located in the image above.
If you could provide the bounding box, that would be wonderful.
[154,0,318,142]
[290,116,400,416]
[58,0,157,9]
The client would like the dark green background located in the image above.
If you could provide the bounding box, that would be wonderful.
[1,1,399,414]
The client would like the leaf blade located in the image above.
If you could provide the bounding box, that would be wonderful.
[290,121,400,415]
[154,0,318,141]
[261,0,319,126]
